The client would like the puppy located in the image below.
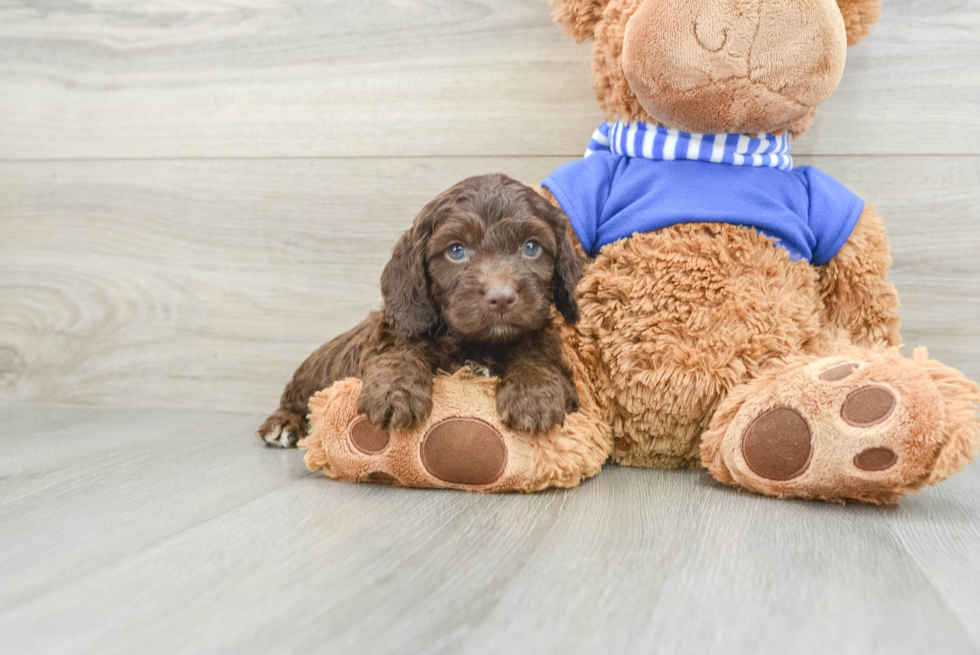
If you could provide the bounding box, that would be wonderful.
[258,173,583,448]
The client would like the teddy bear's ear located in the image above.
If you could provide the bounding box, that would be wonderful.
[836,0,882,46]
[551,0,610,43]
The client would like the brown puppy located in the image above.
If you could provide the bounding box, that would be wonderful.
[258,174,583,447]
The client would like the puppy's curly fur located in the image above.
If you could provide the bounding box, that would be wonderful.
[258,174,584,447]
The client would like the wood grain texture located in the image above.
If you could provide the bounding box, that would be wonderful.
[1,405,978,655]
[890,455,980,647]
[0,0,978,160]
[2,156,978,412]
[0,406,307,612]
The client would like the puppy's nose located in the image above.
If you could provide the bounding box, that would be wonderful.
[485,286,518,313]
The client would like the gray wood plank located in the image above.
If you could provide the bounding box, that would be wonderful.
[463,469,980,655]
[0,405,214,507]
[888,457,980,647]
[0,0,977,160]
[2,155,978,412]
[0,405,307,613]
[1,406,978,655]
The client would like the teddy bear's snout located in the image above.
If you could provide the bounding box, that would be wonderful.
[622,0,848,134]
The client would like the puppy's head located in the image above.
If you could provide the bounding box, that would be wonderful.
[381,174,583,342]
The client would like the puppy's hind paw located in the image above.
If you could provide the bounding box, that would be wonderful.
[257,410,307,449]
[261,425,296,448]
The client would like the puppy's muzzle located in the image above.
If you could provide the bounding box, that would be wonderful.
[485,286,518,314]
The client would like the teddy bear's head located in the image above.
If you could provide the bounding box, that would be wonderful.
[553,0,881,136]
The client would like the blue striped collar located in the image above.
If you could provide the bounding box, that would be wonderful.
[586,121,793,170]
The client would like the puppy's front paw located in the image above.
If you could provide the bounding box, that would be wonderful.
[357,381,433,431]
[496,378,573,434]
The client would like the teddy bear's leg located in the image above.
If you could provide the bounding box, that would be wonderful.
[299,327,611,493]
[575,224,827,469]
[700,346,980,504]
[301,377,514,489]
[817,206,902,348]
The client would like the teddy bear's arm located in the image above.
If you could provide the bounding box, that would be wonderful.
[817,205,901,347]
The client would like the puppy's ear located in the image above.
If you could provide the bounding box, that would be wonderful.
[381,209,440,339]
[529,188,583,324]
[552,221,584,324]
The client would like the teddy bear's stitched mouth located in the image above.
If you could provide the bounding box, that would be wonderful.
[692,23,728,54]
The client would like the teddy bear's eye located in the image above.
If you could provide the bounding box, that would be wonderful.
[447,243,468,261]
[523,240,542,258]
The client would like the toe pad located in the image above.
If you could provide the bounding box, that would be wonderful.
[349,417,391,454]
[841,386,897,427]
[854,447,898,472]
[820,363,859,382]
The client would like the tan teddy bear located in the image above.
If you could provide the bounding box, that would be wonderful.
[298,0,979,504]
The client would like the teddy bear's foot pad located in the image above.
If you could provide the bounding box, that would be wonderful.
[704,349,980,504]
[740,406,813,481]
[420,418,507,485]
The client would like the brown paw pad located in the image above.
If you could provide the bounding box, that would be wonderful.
[854,447,898,472]
[820,363,860,382]
[741,406,813,481]
[349,416,391,454]
[420,418,507,486]
[841,385,897,427]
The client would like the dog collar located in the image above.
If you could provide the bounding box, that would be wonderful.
[586,121,793,170]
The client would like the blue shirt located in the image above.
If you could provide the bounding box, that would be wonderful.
[542,149,865,265]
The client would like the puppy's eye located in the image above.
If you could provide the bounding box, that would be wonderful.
[522,240,542,258]
[447,243,468,261]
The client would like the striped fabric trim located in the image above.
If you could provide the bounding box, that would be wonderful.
[585,121,793,170]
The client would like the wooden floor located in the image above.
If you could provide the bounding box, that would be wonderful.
[0,404,979,654]
[2,0,979,653]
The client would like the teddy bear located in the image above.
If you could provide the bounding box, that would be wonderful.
[298,0,980,504]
